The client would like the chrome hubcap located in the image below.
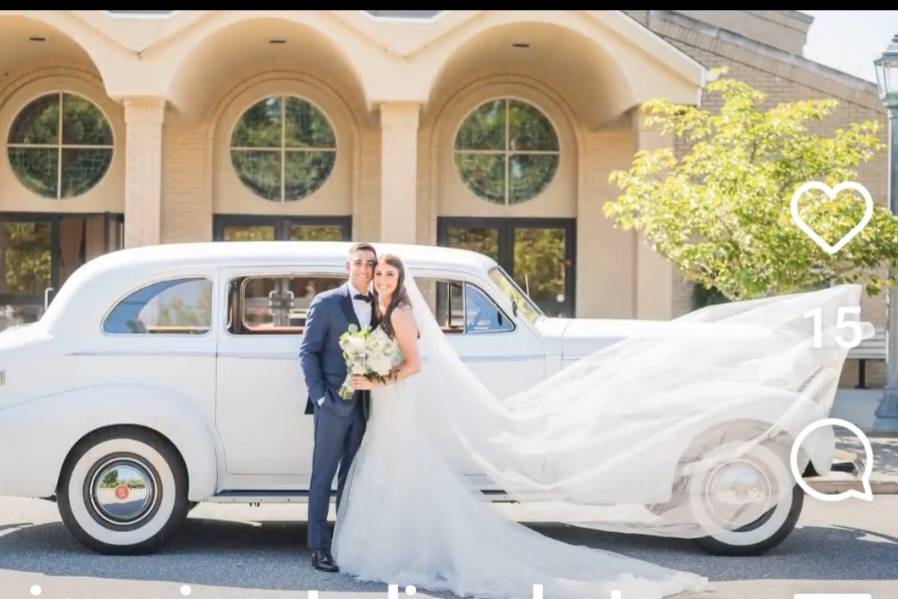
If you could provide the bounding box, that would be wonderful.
[705,459,771,528]
[89,457,157,526]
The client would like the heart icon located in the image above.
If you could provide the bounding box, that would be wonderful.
[790,181,874,255]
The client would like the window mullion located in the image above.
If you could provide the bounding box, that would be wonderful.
[504,98,510,206]
[281,97,286,203]
[57,92,63,200]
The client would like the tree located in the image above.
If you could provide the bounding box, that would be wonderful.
[604,67,897,301]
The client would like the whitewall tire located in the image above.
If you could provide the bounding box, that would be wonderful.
[57,428,189,554]
[688,439,803,555]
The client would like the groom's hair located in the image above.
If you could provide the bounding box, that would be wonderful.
[348,242,377,258]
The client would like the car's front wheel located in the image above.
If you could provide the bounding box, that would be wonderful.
[57,427,189,554]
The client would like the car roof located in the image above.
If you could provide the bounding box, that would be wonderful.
[82,241,499,275]
[40,241,502,335]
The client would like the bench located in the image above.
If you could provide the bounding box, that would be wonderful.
[848,328,886,389]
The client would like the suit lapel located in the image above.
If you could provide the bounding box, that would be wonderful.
[339,283,361,329]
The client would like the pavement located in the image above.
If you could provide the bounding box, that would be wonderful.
[2,496,897,598]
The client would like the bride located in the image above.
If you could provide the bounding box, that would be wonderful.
[335,253,710,599]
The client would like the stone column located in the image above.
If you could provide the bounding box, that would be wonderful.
[379,102,420,243]
[123,97,166,248]
[634,115,675,320]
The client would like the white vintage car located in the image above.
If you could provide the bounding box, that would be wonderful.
[0,241,839,556]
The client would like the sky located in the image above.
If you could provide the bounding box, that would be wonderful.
[801,10,898,83]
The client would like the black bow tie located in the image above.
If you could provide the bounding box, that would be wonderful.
[353,292,373,304]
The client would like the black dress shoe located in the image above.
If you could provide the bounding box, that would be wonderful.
[312,549,339,573]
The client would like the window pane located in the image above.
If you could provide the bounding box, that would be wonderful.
[509,154,557,204]
[238,276,342,333]
[285,98,336,148]
[465,284,513,333]
[289,225,345,241]
[62,94,113,145]
[0,221,51,294]
[455,99,505,150]
[411,277,464,333]
[508,100,558,151]
[231,150,281,201]
[284,151,335,200]
[513,228,566,317]
[8,94,59,144]
[61,148,112,197]
[104,278,212,334]
[444,226,499,261]
[489,266,543,323]
[231,96,281,148]
[8,148,58,198]
[455,153,505,204]
[222,225,276,241]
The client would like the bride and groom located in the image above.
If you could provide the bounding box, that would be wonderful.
[299,242,711,599]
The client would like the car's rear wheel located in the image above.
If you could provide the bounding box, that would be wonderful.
[57,427,189,554]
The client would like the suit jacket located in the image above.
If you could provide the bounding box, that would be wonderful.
[299,282,377,420]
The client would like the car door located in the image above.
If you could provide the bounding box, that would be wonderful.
[215,266,344,487]
[412,271,546,399]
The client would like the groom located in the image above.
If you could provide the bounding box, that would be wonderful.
[299,242,377,573]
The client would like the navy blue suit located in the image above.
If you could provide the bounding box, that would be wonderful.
[299,282,374,550]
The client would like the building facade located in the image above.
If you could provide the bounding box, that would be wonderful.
[0,10,888,383]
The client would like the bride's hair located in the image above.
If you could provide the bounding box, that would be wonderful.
[374,254,412,338]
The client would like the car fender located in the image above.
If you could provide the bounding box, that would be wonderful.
[0,384,219,500]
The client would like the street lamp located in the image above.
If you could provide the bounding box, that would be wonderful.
[874,34,898,430]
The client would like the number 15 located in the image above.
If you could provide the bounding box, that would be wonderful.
[804,306,862,349]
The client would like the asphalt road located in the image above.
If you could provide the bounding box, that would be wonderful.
[0,495,895,599]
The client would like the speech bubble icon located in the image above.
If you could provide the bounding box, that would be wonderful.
[790,417,874,502]
[790,181,874,255]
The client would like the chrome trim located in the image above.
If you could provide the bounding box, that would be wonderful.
[89,457,158,526]
[460,354,544,363]
[66,350,217,357]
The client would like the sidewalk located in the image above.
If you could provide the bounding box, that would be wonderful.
[807,387,898,495]
[807,435,898,495]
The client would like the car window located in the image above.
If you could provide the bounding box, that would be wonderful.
[229,275,343,335]
[415,277,513,334]
[464,284,514,333]
[103,278,212,335]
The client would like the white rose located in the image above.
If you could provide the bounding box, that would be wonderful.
[345,336,367,353]
[369,357,393,376]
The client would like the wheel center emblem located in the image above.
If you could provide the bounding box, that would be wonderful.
[114,484,130,500]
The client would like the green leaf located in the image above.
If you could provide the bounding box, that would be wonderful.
[605,71,892,301]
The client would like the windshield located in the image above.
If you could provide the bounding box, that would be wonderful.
[488,266,543,324]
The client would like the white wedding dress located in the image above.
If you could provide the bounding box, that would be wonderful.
[332,277,867,599]
[332,330,708,599]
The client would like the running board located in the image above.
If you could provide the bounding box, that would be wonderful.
[205,489,516,504]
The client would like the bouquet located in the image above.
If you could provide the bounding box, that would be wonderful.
[338,324,397,399]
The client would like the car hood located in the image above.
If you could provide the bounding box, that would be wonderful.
[536,316,776,361]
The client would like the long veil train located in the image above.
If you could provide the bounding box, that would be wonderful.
[400,278,871,538]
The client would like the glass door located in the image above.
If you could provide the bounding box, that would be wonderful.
[213,215,351,243]
[438,217,576,318]
[0,212,123,329]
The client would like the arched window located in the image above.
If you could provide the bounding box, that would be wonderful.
[7,92,113,198]
[455,98,559,205]
[230,95,337,202]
